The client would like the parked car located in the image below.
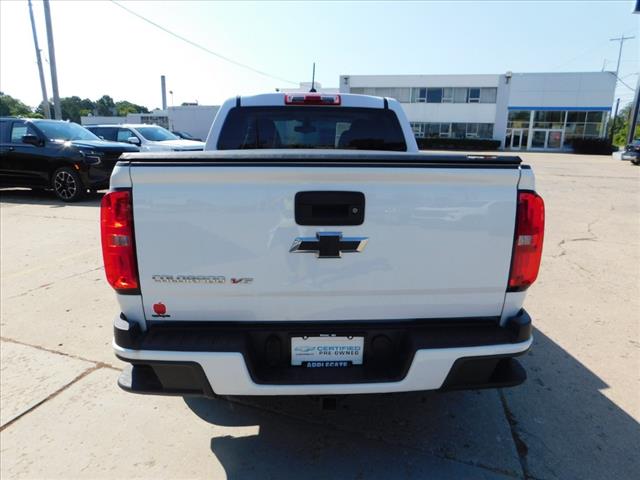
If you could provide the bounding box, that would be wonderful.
[172,130,202,141]
[86,124,204,151]
[0,118,138,201]
[621,139,640,165]
[106,93,544,398]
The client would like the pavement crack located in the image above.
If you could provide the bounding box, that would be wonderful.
[0,336,120,371]
[499,389,531,479]
[7,266,103,299]
[551,218,600,261]
[0,363,107,432]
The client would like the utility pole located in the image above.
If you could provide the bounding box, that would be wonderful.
[609,35,635,78]
[43,0,61,119]
[28,0,50,118]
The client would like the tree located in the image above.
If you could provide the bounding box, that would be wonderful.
[95,95,116,116]
[0,92,34,117]
[5,92,151,121]
[56,96,95,123]
[610,103,640,146]
[115,100,149,116]
[34,101,51,118]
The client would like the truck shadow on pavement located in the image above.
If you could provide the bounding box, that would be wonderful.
[0,188,103,207]
[185,328,640,480]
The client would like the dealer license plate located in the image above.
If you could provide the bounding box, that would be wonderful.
[291,335,364,367]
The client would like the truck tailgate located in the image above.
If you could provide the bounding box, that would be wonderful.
[129,158,520,322]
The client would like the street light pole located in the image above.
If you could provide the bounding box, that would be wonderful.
[28,0,50,118]
[42,0,61,120]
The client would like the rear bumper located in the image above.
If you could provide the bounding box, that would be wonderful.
[113,311,533,396]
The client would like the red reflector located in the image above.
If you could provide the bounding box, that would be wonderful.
[284,94,341,105]
[508,191,545,292]
[100,190,139,293]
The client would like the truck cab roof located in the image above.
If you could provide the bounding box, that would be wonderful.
[236,92,388,109]
[206,92,419,152]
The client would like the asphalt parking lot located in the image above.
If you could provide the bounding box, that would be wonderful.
[1,152,638,479]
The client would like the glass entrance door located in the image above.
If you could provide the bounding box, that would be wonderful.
[531,130,546,148]
[531,129,564,149]
[509,128,527,149]
[547,130,562,149]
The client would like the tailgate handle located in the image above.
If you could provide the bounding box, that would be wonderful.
[295,191,365,226]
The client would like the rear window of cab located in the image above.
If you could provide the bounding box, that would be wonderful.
[217,106,407,151]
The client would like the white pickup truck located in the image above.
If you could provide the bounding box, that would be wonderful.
[102,93,544,397]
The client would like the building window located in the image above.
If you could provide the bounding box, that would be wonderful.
[507,110,531,129]
[480,88,497,103]
[426,88,443,103]
[451,123,467,138]
[377,88,411,102]
[439,123,451,137]
[411,122,426,138]
[352,87,411,102]
[478,123,494,138]
[411,122,494,139]
[409,87,497,104]
[468,88,480,103]
[533,111,565,129]
[466,123,479,138]
[453,88,468,103]
[564,110,607,146]
[508,108,608,149]
[412,88,427,103]
[586,111,604,123]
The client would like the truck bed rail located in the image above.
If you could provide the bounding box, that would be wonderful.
[119,150,522,168]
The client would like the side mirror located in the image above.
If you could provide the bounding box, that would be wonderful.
[22,134,42,146]
[127,136,140,145]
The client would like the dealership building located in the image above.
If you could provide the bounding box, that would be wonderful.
[81,104,219,141]
[339,72,616,150]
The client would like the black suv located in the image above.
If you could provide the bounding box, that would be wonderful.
[0,118,139,201]
[622,139,640,165]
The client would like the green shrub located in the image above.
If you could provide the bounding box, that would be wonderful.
[417,137,501,151]
[569,138,616,155]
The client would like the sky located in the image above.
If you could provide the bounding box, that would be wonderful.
[1,0,638,110]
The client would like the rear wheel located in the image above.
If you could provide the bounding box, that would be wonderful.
[52,167,86,202]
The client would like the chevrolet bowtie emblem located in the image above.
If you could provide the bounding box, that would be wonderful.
[289,232,368,258]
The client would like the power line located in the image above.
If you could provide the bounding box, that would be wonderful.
[610,34,635,78]
[109,1,297,85]
[612,73,636,91]
[552,28,637,71]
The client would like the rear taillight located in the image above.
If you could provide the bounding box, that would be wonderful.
[100,189,139,293]
[508,191,545,292]
[284,94,341,105]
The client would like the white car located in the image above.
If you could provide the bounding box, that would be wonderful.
[87,124,204,152]
[103,93,544,397]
